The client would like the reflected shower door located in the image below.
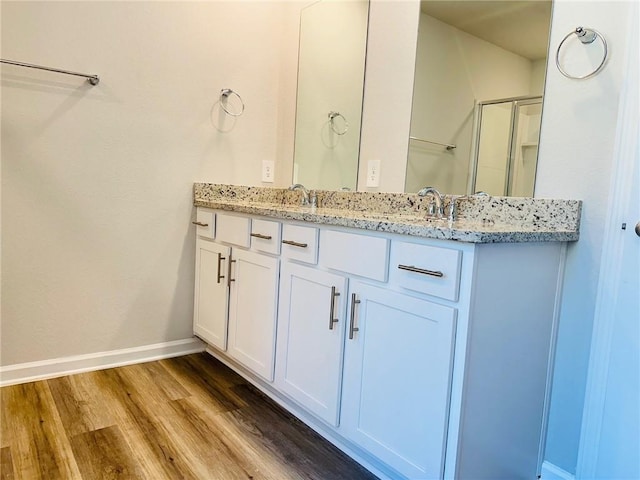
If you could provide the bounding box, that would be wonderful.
[473,102,512,195]
[510,100,542,196]
[472,96,542,196]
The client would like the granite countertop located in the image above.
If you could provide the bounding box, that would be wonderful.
[193,184,582,244]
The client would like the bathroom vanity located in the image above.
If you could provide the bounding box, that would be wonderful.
[192,184,581,480]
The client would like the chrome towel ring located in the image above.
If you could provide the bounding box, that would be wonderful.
[556,27,608,80]
[328,111,348,135]
[219,89,245,116]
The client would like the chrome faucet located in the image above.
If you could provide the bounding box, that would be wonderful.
[418,186,445,219]
[289,183,310,206]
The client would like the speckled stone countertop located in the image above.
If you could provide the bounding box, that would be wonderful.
[194,183,581,243]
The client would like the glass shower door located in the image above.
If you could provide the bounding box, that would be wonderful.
[472,96,542,196]
[509,99,542,196]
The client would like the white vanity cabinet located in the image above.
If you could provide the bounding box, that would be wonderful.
[274,223,348,424]
[340,281,457,479]
[275,262,347,426]
[193,209,280,382]
[193,208,567,480]
[194,237,230,351]
[227,248,279,381]
[315,230,459,478]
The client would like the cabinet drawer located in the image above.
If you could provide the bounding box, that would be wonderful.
[320,230,389,281]
[216,213,251,248]
[390,241,462,301]
[251,219,281,255]
[194,208,215,239]
[281,224,318,264]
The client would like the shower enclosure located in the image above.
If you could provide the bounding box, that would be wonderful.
[470,95,543,197]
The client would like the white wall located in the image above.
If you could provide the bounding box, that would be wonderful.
[531,58,548,95]
[275,2,302,188]
[535,0,632,474]
[357,0,420,192]
[0,1,299,365]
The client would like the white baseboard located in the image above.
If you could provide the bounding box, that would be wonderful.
[541,461,575,480]
[0,337,205,387]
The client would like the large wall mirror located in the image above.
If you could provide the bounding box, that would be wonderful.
[405,0,552,196]
[292,0,552,196]
[292,0,369,192]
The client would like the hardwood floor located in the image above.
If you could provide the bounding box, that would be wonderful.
[0,353,378,480]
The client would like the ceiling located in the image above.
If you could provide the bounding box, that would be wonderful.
[421,0,552,60]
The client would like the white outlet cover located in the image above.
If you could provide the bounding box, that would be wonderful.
[366,159,381,187]
[262,160,275,183]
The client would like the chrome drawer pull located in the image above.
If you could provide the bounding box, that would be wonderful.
[398,264,444,278]
[329,286,340,330]
[349,293,360,340]
[216,253,226,284]
[250,233,272,240]
[192,221,209,227]
[282,239,308,248]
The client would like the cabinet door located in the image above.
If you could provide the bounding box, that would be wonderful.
[193,238,230,351]
[275,262,347,427]
[227,249,280,382]
[341,281,456,479]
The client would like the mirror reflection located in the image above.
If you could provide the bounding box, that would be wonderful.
[405,0,552,195]
[292,0,369,192]
[473,96,542,196]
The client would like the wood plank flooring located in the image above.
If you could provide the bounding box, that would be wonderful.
[0,353,378,480]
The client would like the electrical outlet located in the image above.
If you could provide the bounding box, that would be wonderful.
[366,159,381,187]
[262,160,274,183]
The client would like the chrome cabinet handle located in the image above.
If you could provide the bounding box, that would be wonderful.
[635,221,640,237]
[216,253,226,284]
[251,233,272,240]
[227,256,236,287]
[329,286,340,330]
[349,293,361,340]
[398,264,444,278]
[282,239,308,248]
[192,221,209,227]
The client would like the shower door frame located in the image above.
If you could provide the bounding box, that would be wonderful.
[469,95,543,196]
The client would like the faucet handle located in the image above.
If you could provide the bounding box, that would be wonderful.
[448,192,488,221]
[447,195,467,222]
[427,200,437,216]
[309,191,318,207]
